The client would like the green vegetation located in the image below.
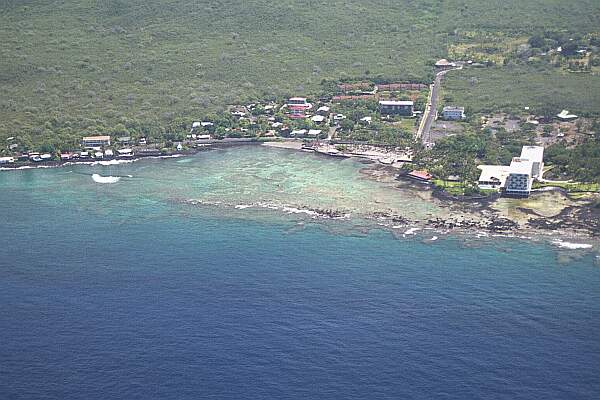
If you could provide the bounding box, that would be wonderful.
[2,0,600,151]
[443,65,600,118]
[532,181,599,192]
[544,135,600,183]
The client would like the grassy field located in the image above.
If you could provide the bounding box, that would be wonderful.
[443,65,600,117]
[1,0,600,149]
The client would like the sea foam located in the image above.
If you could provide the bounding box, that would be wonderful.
[92,174,121,184]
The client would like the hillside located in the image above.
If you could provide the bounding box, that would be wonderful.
[1,0,600,149]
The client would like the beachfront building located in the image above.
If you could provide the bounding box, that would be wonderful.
[477,165,512,190]
[441,106,465,120]
[477,145,545,197]
[82,135,111,148]
[0,156,15,164]
[379,100,414,116]
[407,170,433,182]
[504,158,534,197]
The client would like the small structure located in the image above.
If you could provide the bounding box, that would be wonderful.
[60,153,73,161]
[441,106,465,120]
[117,148,133,158]
[435,59,456,69]
[104,149,114,158]
[0,156,15,164]
[82,135,111,148]
[379,100,414,116]
[317,106,330,114]
[94,151,104,159]
[360,116,372,124]
[407,170,433,182]
[307,129,322,137]
[311,115,326,124]
[557,110,578,121]
[117,136,131,145]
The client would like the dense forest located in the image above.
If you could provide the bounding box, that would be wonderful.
[1,0,600,149]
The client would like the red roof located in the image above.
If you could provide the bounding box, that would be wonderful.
[332,95,376,101]
[377,83,427,91]
[408,170,432,181]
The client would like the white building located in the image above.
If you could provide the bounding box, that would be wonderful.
[311,115,326,124]
[520,146,544,179]
[477,145,545,197]
[82,135,111,148]
[442,106,465,120]
[557,110,578,121]
[477,165,512,190]
[504,158,534,197]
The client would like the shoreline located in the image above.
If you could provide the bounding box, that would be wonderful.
[2,141,599,242]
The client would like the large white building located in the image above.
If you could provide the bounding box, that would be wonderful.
[477,146,545,197]
[504,158,535,197]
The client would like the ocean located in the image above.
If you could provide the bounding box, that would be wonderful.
[1,147,599,399]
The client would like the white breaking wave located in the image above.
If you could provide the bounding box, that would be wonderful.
[552,240,593,250]
[404,227,421,235]
[91,174,121,184]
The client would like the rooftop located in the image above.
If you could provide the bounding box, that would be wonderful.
[520,146,544,163]
[509,158,534,175]
[379,100,414,106]
[82,135,111,141]
[443,106,465,112]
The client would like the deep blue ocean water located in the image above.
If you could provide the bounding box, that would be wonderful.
[1,162,600,399]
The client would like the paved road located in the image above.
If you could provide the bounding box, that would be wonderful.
[417,67,462,145]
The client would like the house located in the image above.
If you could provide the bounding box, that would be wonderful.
[407,170,432,182]
[288,105,307,119]
[520,146,544,179]
[442,106,465,120]
[557,110,578,121]
[272,122,284,129]
[79,151,90,158]
[8,143,19,151]
[94,151,104,159]
[0,156,15,164]
[60,153,73,160]
[117,136,131,145]
[360,116,372,124]
[117,148,133,158]
[317,106,330,114]
[307,129,322,137]
[311,115,326,124]
[104,149,114,158]
[82,135,111,148]
[379,100,414,116]
[201,121,214,127]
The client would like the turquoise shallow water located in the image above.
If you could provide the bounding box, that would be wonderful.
[1,147,599,399]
